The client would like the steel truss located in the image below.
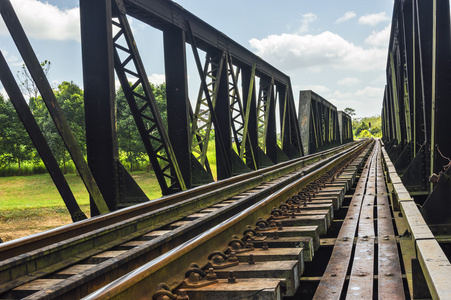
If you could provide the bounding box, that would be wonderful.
[0,0,355,218]
[299,90,341,154]
[382,0,451,233]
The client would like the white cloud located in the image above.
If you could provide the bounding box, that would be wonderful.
[359,12,390,26]
[365,25,391,47]
[355,86,384,98]
[337,77,360,86]
[249,31,386,72]
[336,11,356,24]
[0,0,80,41]
[301,85,330,94]
[297,13,317,34]
[148,73,166,85]
[327,86,384,117]
[0,49,22,67]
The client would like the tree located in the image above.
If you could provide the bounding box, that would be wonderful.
[360,129,372,138]
[116,82,167,170]
[344,107,356,117]
[29,81,85,173]
[354,121,369,137]
[17,60,51,100]
[0,95,34,175]
[370,126,382,138]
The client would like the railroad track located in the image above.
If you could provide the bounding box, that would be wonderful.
[0,140,370,299]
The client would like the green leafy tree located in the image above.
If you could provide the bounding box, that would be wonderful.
[29,81,85,173]
[354,121,369,137]
[344,107,356,117]
[0,95,34,175]
[116,82,167,171]
[370,126,382,138]
[360,129,372,138]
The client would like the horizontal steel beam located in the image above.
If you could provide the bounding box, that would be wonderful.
[122,0,290,85]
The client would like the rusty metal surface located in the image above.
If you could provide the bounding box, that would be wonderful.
[80,142,369,300]
[346,238,374,299]
[346,145,377,299]
[376,146,404,299]
[313,142,375,299]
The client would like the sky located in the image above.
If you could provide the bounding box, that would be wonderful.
[0,0,394,118]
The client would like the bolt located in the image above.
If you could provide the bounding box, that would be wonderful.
[206,268,217,281]
[228,271,237,284]
[262,241,269,251]
[176,290,189,300]
[228,252,238,263]
[277,222,283,230]
[188,272,201,283]
[274,231,279,240]
[291,212,296,219]
[245,241,254,249]
[249,254,255,265]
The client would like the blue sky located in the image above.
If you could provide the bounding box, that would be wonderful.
[0,0,394,118]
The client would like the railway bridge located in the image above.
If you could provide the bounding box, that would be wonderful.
[0,0,451,299]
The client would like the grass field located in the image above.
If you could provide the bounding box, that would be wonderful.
[0,172,163,242]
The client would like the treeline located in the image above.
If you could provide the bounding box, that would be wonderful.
[352,115,382,139]
[0,81,166,176]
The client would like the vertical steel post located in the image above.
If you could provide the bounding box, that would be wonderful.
[242,66,262,169]
[416,0,433,150]
[431,0,451,179]
[215,53,233,180]
[264,79,277,163]
[163,26,191,188]
[80,0,119,214]
[412,0,424,151]
[279,84,291,156]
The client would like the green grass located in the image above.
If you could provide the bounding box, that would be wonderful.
[0,161,48,177]
[0,171,162,212]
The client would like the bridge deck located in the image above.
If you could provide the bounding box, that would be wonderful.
[1,140,450,299]
[313,141,404,299]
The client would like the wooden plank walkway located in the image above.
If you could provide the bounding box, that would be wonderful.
[314,141,405,299]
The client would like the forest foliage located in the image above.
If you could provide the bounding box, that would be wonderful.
[352,115,382,139]
[0,81,166,176]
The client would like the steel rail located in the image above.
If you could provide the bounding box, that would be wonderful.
[0,141,359,261]
[84,141,370,299]
[0,142,366,299]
